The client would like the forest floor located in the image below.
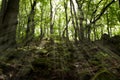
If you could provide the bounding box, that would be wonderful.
[0,36,120,80]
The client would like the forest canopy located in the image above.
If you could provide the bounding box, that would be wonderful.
[17,0,119,41]
[0,0,119,46]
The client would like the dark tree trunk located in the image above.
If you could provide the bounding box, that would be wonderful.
[0,0,19,51]
[70,0,79,43]
[25,0,36,45]
[64,0,69,41]
[39,6,44,42]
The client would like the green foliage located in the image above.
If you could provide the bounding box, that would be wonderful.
[38,0,48,6]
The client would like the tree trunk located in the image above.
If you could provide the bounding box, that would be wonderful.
[39,6,44,42]
[50,0,54,43]
[64,0,69,41]
[25,0,36,45]
[0,0,19,51]
[58,15,62,40]
[106,12,111,37]
[70,0,78,43]
[76,0,85,41]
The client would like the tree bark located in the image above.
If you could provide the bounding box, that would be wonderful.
[0,0,20,51]
[70,0,77,43]
[25,0,36,45]
[39,6,44,42]
[76,0,85,41]
[64,0,69,41]
[50,0,54,43]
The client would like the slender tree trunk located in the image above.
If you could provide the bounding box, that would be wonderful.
[86,25,91,40]
[58,15,62,40]
[79,9,84,41]
[62,18,71,39]
[76,0,84,41]
[25,0,36,45]
[70,0,78,43]
[70,1,76,42]
[50,0,54,43]
[93,26,97,41]
[106,12,111,37]
[39,7,44,42]
[0,0,20,51]
[64,0,69,41]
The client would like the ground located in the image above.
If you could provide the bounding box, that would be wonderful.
[0,36,120,80]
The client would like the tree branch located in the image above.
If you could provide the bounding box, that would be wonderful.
[91,0,115,24]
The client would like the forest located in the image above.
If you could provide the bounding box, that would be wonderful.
[0,0,120,80]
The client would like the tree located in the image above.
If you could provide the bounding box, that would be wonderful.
[75,0,116,41]
[70,0,79,43]
[50,0,54,43]
[11,0,119,45]
[64,0,69,41]
[25,0,37,45]
[0,0,20,51]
